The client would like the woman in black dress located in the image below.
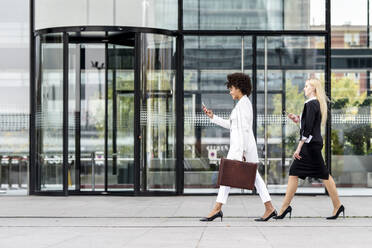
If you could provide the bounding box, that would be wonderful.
[275,78,345,220]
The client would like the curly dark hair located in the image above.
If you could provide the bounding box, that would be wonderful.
[225,72,252,96]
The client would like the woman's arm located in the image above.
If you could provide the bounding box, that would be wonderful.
[293,140,305,160]
[301,102,316,143]
[237,100,253,156]
[203,105,230,129]
[210,115,230,129]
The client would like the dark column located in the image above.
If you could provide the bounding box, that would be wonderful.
[176,34,184,195]
[325,0,332,178]
[62,32,69,196]
[29,0,36,194]
[104,38,109,192]
[134,33,141,194]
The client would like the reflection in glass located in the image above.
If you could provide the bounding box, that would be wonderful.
[184,0,325,30]
[331,0,368,49]
[184,36,245,193]
[0,0,31,194]
[331,72,372,190]
[80,44,106,191]
[257,36,326,193]
[330,1,372,194]
[115,0,178,30]
[108,44,135,191]
[68,43,77,190]
[36,0,178,30]
[140,34,176,191]
[36,34,64,191]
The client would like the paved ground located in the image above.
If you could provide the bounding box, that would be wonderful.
[0,195,371,248]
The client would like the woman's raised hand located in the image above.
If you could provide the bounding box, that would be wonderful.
[287,113,300,123]
[202,106,213,119]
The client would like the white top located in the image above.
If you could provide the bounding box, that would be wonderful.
[210,95,259,163]
[304,97,317,104]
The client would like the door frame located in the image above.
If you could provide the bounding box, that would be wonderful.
[31,27,181,196]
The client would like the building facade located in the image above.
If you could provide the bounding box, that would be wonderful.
[0,0,371,196]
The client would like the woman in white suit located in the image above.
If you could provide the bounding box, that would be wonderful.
[200,73,277,222]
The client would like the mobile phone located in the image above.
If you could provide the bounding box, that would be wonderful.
[202,101,207,109]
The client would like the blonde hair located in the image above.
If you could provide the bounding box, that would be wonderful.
[306,78,329,126]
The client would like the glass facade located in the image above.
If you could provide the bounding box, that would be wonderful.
[108,41,136,191]
[330,0,372,194]
[36,34,64,191]
[140,34,177,191]
[0,0,29,194]
[256,36,326,193]
[0,0,371,195]
[184,36,244,193]
[31,30,178,195]
[183,0,325,30]
[35,0,178,30]
[183,35,328,194]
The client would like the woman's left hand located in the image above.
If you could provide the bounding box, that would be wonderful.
[293,149,302,160]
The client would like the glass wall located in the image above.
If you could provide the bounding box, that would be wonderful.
[36,33,64,191]
[331,0,372,195]
[32,30,178,194]
[183,0,325,30]
[256,36,326,194]
[35,0,178,30]
[1,0,372,195]
[68,43,77,191]
[183,35,327,194]
[140,34,177,191]
[107,42,135,191]
[79,43,106,191]
[0,0,29,194]
[65,32,138,192]
[183,36,247,193]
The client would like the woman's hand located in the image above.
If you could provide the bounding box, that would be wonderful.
[202,106,213,119]
[288,113,300,123]
[293,148,302,160]
[293,140,304,160]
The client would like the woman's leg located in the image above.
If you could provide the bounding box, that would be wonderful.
[322,175,342,215]
[206,186,230,217]
[278,176,299,215]
[254,172,276,217]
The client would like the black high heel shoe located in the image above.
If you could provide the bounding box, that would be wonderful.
[326,205,345,220]
[254,210,277,222]
[200,210,223,222]
[274,206,292,220]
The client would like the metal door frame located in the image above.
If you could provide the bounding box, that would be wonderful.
[31,27,181,196]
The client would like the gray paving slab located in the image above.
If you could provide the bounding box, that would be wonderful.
[0,195,371,248]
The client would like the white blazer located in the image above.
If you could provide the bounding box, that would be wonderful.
[210,95,259,163]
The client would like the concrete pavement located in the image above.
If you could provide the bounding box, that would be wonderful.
[0,195,371,248]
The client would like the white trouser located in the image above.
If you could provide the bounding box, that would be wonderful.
[216,171,271,204]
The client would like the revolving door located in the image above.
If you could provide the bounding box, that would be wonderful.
[32,27,180,195]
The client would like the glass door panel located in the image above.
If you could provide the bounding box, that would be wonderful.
[183,36,250,193]
[36,33,64,191]
[107,42,135,191]
[80,44,106,191]
[37,31,178,194]
[140,33,177,191]
[256,36,326,194]
[68,43,78,191]
[108,93,135,190]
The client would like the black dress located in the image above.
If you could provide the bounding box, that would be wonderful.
[289,98,329,180]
